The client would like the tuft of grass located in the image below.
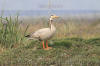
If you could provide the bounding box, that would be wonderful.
[0,16,25,48]
[85,38,100,46]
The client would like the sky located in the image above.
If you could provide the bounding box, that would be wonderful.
[0,0,100,11]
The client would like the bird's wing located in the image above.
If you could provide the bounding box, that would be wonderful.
[31,28,50,38]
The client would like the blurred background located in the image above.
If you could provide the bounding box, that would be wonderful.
[0,0,100,16]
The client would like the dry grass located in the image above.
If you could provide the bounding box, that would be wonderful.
[21,17,100,39]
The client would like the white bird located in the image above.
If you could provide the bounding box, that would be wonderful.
[25,15,59,50]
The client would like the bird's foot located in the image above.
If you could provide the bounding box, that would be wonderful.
[44,47,52,50]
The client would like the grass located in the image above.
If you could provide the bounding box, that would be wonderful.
[0,38,100,66]
[0,16,100,66]
[0,16,25,48]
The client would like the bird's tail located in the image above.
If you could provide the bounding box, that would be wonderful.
[25,34,31,38]
[25,35,38,40]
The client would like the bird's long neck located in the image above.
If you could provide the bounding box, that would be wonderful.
[49,19,56,31]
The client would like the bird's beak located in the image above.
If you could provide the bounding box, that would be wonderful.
[51,15,59,19]
[55,16,59,18]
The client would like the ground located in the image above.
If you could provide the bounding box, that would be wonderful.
[0,38,100,66]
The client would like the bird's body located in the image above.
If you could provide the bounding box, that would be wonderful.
[25,15,59,50]
[29,24,56,41]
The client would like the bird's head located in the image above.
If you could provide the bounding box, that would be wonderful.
[50,15,59,21]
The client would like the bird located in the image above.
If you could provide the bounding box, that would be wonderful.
[25,15,59,50]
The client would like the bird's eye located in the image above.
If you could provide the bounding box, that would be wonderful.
[51,15,54,17]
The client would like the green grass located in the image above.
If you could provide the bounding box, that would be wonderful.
[0,17,100,66]
[0,16,25,48]
[0,38,100,66]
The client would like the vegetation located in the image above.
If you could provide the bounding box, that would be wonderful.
[0,16,100,66]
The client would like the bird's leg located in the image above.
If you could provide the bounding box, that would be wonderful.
[45,40,52,50]
[42,41,45,49]
[40,41,42,48]
[46,40,49,48]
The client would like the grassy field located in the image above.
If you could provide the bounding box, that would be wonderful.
[0,16,100,66]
